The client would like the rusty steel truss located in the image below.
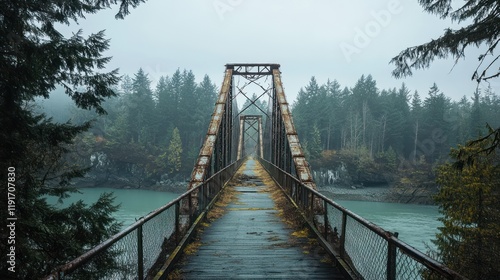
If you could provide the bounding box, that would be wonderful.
[237,115,264,160]
[187,63,316,194]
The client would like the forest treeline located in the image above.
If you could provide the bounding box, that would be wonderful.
[292,75,500,186]
[39,68,219,188]
[40,71,500,189]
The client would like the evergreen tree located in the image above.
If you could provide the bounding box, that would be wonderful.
[178,70,200,169]
[323,79,344,150]
[155,75,173,145]
[192,75,218,156]
[349,75,379,151]
[470,89,484,137]
[422,83,451,162]
[128,68,156,144]
[293,77,324,141]
[308,124,323,160]
[167,69,183,129]
[0,0,145,279]
[380,84,411,156]
[167,127,183,174]
[434,136,500,279]
[391,0,499,84]
[391,0,500,158]
[409,91,423,161]
[479,86,500,131]
[453,95,472,145]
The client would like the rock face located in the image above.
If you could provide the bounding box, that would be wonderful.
[313,162,437,205]
[354,170,391,186]
[313,163,393,188]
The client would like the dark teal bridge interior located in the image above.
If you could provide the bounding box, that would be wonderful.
[44,64,464,280]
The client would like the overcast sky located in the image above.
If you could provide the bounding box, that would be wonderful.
[62,0,497,103]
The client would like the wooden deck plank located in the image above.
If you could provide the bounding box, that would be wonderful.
[176,159,346,279]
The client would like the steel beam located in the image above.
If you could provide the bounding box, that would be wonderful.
[188,63,316,193]
[226,63,280,76]
[237,115,264,159]
[187,68,233,191]
[272,68,316,189]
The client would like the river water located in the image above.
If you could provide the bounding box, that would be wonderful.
[47,188,441,253]
[46,188,180,228]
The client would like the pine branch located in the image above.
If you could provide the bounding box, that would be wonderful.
[392,0,500,85]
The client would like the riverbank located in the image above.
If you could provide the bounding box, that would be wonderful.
[319,184,390,202]
[71,176,187,193]
[319,184,437,205]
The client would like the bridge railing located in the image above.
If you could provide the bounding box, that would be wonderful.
[258,158,465,280]
[44,159,243,280]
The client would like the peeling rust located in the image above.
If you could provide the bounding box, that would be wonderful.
[197,156,210,166]
[187,69,233,191]
[272,68,317,189]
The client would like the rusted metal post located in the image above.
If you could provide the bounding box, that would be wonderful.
[258,116,264,158]
[324,200,329,239]
[186,67,233,209]
[340,212,347,258]
[199,183,205,210]
[175,202,180,245]
[137,224,144,280]
[387,232,398,280]
[237,116,244,160]
[272,68,317,190]
[307,190,314,212]
[188,192,193,224]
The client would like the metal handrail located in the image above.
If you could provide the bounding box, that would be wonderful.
[258,157,466,280]
[44,158,244,280]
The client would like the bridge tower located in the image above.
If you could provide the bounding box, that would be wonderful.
[237,115,264,159]
[187,63,316,194]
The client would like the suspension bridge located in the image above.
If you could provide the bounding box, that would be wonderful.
[45,64,464,280]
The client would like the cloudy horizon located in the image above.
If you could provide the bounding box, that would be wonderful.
[57,0,497,103]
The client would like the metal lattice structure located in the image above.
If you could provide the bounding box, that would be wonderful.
[187,63,316,194]
[237,115,264,159]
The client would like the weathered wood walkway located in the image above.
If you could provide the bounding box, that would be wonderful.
[177,159,346,279]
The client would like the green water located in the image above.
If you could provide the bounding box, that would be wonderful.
[46,188,180,228]
[47,188,441,253]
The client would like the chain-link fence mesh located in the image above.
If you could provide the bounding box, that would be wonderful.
[344,216,388,280]
[396,247,448,280]
[64,229,138,280]
[326,204,343,238]
[44,159,245,280]
[258,158,464,280]
[142,207,176,275]
[326,204,452,280]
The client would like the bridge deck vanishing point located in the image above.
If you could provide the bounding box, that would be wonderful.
[173,158,346,279]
